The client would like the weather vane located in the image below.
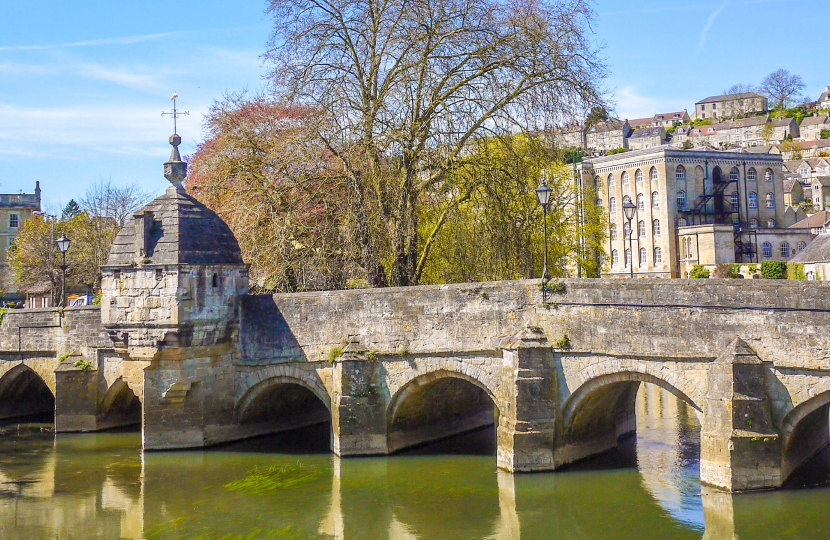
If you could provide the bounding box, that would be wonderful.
[161,91,189,134]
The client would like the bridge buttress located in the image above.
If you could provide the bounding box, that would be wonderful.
[497,329,557,472]
[700,338,782,491]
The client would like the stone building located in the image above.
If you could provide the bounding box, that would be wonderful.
[791,233,830,280]
[694,92,768,120]
[585,119,631,153]
[0,183,42,296]
[819,86,830,110]
[799,113,830,141]
[584,146,814,278]
[652,110,690,128]
[626,127,666,151]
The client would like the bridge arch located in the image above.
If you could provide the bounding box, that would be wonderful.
[386,368,499,453]
[0,363,55,420]
[237,366,331,415]
[780,390,830,482]
[559,367,702,468]
[98,378,142,429]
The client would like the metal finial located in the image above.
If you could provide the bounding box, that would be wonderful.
[162,92,188,188]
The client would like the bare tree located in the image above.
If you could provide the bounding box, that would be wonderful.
[265,0,608,287]
[723,83,756,95]
[81,178,154,228]
[759,69,806,109]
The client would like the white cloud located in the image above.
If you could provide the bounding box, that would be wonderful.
[697,0,730,55]
[0,32,180,52]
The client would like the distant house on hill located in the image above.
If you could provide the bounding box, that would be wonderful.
[800,113,830,141]
[627,127,666,150]
[819,86,830,110]
[652,110,690,127]
[694,92,768,120]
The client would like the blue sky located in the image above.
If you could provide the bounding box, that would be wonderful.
[0,0,827,208]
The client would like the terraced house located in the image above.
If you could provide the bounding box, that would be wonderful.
[585,147,813,278]
[694,92,768,120]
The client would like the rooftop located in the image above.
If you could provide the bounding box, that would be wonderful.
[696,92,765,105]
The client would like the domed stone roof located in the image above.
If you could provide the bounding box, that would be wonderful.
[106,131,244,267]
[106,185,244,266]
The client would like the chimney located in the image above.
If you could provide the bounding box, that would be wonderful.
[34,181,41,210]
[134,210,154,258]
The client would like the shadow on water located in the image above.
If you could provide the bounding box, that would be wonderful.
[212,421,333,454]
[395,424,497,456]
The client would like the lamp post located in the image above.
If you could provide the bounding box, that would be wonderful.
[56,233,71,307]
[535,178,553,303]
[33,211,57,305]
[622,201,636,278]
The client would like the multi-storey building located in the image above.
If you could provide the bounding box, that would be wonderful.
[652,110,690,127]
[694,92,768,120]
[583,147,813,278]
[819,86,830,110]
[799,113,830,141]
[585,119,631,153]
[0,183,42,294]
[627,127,666,151]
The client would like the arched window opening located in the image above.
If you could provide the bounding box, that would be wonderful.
[798,241,807,251]
[610,197,617,216]
[766,193,775,208]
[635,169,644,184]
[762,242,772,258]
[678,218,687,227]
[750,218,758,228]
[652,192,660,209]
[768,218,776,228]
[637,193,645,210]
[639,248,647,266]
[675,165,686,181]
[608,173,616,189]
[653,247,662,265]
[624,249,631,268]
[610,223,618,240]
[765,169,774,182]
[622,171,630,186]
[731,192,739,211]
[638,220,646,237]
[749,192,758,208]
[650,167,658,182]
[595,175,602,189]
[781,243,790,258]
[747,168,756,182]
[676,190,686,209]
[612,250,619,267]
[730,168,739,182]
[652,219,661,236]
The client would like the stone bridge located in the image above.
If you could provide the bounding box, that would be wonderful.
[2,277,830,492]
[2,141,829,493]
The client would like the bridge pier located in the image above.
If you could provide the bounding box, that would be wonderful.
[700,339,782,491]
[331,346,387,456]
[497,329,557,472]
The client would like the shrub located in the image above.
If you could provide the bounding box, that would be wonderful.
[787,262,806,280]
[326,346,343,363]
[555,334,571,349]
[689,265,710,279]
[761,261,787,279]
[747,263,759,274]
[712,263,739,278]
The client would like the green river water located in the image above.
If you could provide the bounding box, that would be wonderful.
[0,384,828,540]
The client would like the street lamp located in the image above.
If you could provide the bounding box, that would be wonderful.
[56,233,71,307]
[535,178,553,285]
[622,200,636,278]
[33,211,57,305]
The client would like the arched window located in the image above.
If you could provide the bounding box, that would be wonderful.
[750,218,758,228]
[650,167,658,182]
[762,242,772,258]
[730,168,740,182]
[638,220,646,237]
[622,171,630,186]
[623,221,631,238]
[608,173,616,189]
[654,247,662,264]
[678,217,687,226]
[623,195,632,205]
[652,219,661,236]
[596,198,603,207]
[635,169,644,184]
[781,242,790,257]
[610,223,617,240]
[749,192,758,208]
[696,165,705,181]
[675,165,686,181]
[610,197,617,216]
[747,168,756,182]
[766,192,775,208]
[767,218,776,228]
[652,191,660,208]
[639,248,647,266]
[731,191,739,211]
[686,238,694,259]
[637,193,645,210]
[595,175,602,189]
[612,250,619,267]
[798,241,807,251]
[765,169,773,182]
[681,238,687,259]
[624,249,631,268]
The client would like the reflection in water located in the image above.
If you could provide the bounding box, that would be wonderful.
[0,385,829,539]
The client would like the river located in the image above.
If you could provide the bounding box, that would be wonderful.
[0,384,828,539]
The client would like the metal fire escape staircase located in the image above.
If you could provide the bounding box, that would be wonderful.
[679,171,756,263]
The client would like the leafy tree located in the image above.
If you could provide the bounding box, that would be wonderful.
[760,69,806,110]
[188,95,352,292]
[780,139,804,159]
[585,106,609,127]
[821,129,830,140]
[264,0,608,287]
[418,135,605,284]
[761,260,787,279]
[760,122,774,142]
[62,199,81,220]
[681,140,694,150]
